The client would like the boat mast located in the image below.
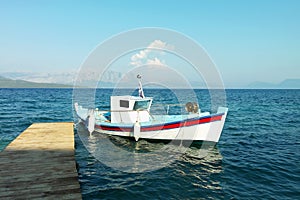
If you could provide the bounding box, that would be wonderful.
[137,74,145,98]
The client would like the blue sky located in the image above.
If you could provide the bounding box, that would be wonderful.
[0,0,299,87]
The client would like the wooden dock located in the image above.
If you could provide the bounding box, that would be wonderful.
[0,122,82,199]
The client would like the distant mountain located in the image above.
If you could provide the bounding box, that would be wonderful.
[0,76,73,88]
[0,71,122,86]
[247,79,300,89]
[247,81,276,89]
[0,72,76,85]
[278,79,300,88]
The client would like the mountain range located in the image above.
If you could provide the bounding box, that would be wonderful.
[0,72,299,89]
[247,79,300,89]
[0,76,72,88]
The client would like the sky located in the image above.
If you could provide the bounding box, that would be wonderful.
[0,0,299,88]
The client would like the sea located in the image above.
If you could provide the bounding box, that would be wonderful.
[0,88,299,199]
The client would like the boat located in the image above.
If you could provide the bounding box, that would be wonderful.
[74,75,228,143]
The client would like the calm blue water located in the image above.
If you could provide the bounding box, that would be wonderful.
[0,88,299,199]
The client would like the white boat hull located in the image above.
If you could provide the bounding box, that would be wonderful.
[77,107,228,143]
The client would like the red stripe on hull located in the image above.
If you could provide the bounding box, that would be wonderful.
[141,115,222,132]
[95,125,132,132]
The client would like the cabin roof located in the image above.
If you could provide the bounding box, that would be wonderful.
[111,95,153,101]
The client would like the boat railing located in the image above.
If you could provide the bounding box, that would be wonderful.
[95,103,189,116]
[153,103,185,114]
[93,103,200,122]
[95,104,185,113]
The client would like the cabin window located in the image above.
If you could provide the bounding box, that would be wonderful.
[120,100,129,108]
[133,100,151,110]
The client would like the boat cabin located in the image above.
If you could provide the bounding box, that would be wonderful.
[110,96,153,123]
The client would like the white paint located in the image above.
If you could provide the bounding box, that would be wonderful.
[134,122,141,141]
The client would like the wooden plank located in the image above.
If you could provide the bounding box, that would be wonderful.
[0,122,82,199]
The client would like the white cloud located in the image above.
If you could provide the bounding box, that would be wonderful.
[130,59,142,67]
[130,40,174,67]
[131,50,147,61]
[146,57,164,66]
[148,40,165,49]
[148,39,173,50]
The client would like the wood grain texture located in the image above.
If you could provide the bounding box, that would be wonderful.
[0,122,82,199]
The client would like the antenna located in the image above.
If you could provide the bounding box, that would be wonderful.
[137,74,145,98]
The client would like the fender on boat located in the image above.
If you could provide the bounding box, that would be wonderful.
[88,109,95,134]
[134,122,141,141]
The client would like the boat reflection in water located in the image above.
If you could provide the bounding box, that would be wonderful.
[76,122,222,176]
